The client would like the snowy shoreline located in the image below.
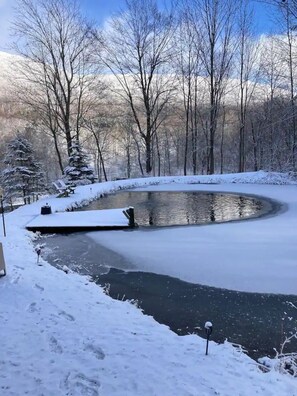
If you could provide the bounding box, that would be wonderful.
[1,171,297,395]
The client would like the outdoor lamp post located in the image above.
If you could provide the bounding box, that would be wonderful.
[204,321,213,356]
[0,188,6,237]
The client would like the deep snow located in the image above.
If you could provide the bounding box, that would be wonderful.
[0,171,297,395]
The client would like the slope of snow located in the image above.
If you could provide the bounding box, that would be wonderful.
[0,51,21,94]
[0,171,296,395]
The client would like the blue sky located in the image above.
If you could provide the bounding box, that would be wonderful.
[81,0,276,32]
[80,0,125,24]
[0,0,278,52]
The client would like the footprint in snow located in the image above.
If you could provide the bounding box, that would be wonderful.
[62,372,100,396]
[34,283,44,292]
[49,336,63,354]
[11,275,21,284]
[84,344,105,360]
[27,302,38,313]
[58,310,75,321]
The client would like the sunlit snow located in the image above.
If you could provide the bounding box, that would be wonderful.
[1,171,296,395]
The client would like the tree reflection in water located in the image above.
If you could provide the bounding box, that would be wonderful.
[81,191,273,227]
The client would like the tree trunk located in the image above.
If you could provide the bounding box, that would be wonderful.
[51,130,64,174]
[220,107,226,174]
[92,131,107,182]
[145,136,152,175]
[251,121,258,171]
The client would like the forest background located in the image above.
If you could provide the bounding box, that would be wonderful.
[0,0,296,190]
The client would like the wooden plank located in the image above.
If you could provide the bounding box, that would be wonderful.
[26,225,130,233]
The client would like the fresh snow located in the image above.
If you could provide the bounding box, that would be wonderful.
[0,171,297,395]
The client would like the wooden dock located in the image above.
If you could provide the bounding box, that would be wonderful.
[26,207,135,233]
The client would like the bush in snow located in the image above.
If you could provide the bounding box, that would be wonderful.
[259,352,297,377]
[259,302,297,377]
[63,140,95,186]
[1,134,46,204]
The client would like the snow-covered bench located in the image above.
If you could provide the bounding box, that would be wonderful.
[52,179,75,197]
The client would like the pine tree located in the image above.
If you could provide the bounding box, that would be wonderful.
[63,140,95,186]
[1,134,46,204]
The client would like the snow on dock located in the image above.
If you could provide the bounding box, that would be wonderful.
[25,207,133,233]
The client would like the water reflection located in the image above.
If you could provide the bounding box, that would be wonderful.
[81,191,271,227]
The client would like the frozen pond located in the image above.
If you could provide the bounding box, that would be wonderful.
[41,232,297,360]
[79,191,272,227]
[39,189,293,360]
[39,192,297,357]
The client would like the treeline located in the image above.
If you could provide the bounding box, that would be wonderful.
[2,0,297,182]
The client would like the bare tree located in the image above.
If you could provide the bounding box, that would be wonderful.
[257,35,286,170]
[12,0,98,164]
[186,0,238,174]
[280,0,297,169]
[174,10,202,175]
[237,0,259,172]
[100,0,176,175]
[263,0,297,169]
[83,116,109,182]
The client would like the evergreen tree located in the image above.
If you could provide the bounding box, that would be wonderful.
[1,134,46,204]
[63,140,95,186]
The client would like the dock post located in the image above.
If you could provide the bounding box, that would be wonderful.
[127,207,135,227]
[122,207,135,227]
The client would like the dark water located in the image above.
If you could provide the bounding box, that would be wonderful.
[80,191,273,227]
[41,232,133,276]
[94,268,297,360]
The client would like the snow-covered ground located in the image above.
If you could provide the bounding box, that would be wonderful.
[1,171,297,395]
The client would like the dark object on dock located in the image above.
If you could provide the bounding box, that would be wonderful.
[123,207,135,227]
[41,204,52,215]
